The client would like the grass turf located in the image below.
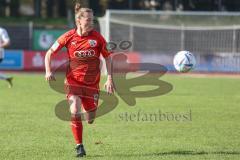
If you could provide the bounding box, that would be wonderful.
[0,73,240,160]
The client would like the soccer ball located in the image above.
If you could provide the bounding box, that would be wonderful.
[173,51,196,73]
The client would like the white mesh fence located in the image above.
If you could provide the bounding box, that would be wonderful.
[101,10,240,55]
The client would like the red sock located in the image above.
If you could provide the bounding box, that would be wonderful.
[71,116,83,144]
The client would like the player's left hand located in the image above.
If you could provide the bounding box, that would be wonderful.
[45,72,56,81]
[104,78,115,95]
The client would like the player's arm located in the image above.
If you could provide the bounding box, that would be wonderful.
[104,55,115,94]
[45,47,56,81]
[0,39,10,48]
[45,31,67,81]
[100,36,115,94]
[45,41,63,81]
[0,29,10,48]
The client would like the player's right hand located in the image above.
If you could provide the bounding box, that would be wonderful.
[45,72,56,81]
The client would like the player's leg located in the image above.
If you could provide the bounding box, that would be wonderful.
[81,90,99,124]
[68,95,86,157]
[81,105,97,124]
[86,108,97,124]
[0,73,13,88]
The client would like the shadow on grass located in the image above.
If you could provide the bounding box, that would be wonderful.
[111,150,240,157]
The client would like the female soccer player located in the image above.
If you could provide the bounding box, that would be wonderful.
[0,26,13,88]
[45,3,114,157]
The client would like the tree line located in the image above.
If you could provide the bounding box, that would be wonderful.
[1,0,240,18]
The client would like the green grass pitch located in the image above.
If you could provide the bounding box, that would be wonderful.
[0,73,240,160]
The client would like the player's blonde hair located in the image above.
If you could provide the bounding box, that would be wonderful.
[75,2,93,20]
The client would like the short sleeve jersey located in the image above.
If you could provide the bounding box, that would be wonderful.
[52,29,111,87]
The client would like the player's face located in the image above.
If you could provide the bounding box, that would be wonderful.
[76,12,93,28]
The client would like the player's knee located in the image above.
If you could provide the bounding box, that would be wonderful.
[86,109,96,124]
[70,108,78,115]
[69,95,81,115]
[87,119,94,124]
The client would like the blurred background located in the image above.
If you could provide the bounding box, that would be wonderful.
[1,0,240,72]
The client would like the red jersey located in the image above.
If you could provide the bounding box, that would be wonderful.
[52,29,111,87]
